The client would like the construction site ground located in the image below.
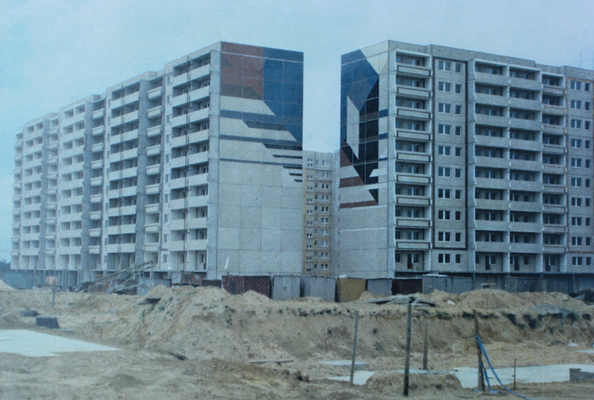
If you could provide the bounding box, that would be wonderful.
[1,283,594,399]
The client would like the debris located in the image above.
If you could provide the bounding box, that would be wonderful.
[570,368,594,382]
[531,304,573,318]
[36,315,60,329]
[20,310,39,317]
[248,359,293,365]
[446,300,456,306]
[367,294,435,307]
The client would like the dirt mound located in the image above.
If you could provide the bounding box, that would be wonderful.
[456,289,528,310]
[366,371,462,393]
[145,285,172,300]
[0,280,15,291]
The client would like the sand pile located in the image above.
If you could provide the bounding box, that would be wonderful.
[0,280,15,291]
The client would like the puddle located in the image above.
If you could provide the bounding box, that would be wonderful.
[0,329,119,357]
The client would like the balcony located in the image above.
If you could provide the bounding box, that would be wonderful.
[396,129,431,142]
[89,228,101,237]
[396,65,431,77]
[509,118,541,131]
[473,220,508,231]
[148,86,163,100]
[146,144,161,156]
[508,159,541,171]
[542,85,565,96]
[146,203,160,213]
[543,104,565,115]
[474,93,508,107]
[395,196,430,207]
[91,159,104,169]
[395,240,430,250]
[147,107,162,119]
[111,92,140,109]
[186,240,207,251]
[89,211,102,220]
[90,176,103,186]
[474,177,507,189]
[396,109,430,120]
[145,183,160,195]
[92,109,105,119]
[473,72,509,86]
[396,86,431,99]
[509,139,541,152]
[109,186,137,198]
[187,196,208,208]
[509,222,541,233]
[475,199,508,210]
[146,164,161,175]
[89,246,101,254]
[395,218,430,228]
[147,126,162,137]
[396,173,430,185]
[92,142,104,153]
[509,77,542,91]
[171,108,209,127]
[474,113,508,127]
[187,174,208,186]
[475,156,508,169]
[509,243,541,253]
[474,242,509,252]
[396,152,430,163]
[144,244,159,252]
[172,65,210,87]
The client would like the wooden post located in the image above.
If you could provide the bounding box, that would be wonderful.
[422,319,429,370]
[52,283,56,308]
[349,311,359,386]
[474,309,485,392]
[403,303,412,396]
[513,358,517,390]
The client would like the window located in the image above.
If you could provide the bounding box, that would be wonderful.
[571,80,582,90]
[438,254,451,263]
[455,63,462,73]
[455,105,462,115]
[438,103,451,113]
[455,126,462,135]
[438,167,451,177]
[438,232,451,242]
[571,119,582,129]
[438,124,451,134]
[438,210,451,220]
[438,145,451,156]
[455,147,462,157]
[438,82,451,92]
[455,232,462,242]
[455,84,462,94]
[438,188,451,199]
[438,60,451,71]
[571,100,582,109]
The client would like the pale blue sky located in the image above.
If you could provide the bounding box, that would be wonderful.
[2,0,594,261]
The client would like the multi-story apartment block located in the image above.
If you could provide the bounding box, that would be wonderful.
[337,41,594,281]
[302,151,337,275]
[12,42,304,284]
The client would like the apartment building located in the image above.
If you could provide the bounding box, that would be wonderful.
[302,151,338,275]
[337,41,594,280]
[12,42,304,283]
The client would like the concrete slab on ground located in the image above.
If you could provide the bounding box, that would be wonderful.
[329,368,437,385]
[0,329,119,357]
[320,360,369,370]
[451,364,594,388]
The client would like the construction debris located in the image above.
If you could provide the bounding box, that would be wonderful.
[35,315,60,329]
[531,304,573,318]
[367,294,436,307]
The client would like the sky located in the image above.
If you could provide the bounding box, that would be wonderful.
[2,0,594,261]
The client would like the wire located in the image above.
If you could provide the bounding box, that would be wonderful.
[476,335,545,400]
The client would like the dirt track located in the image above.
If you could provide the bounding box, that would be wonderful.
[1,285,594,399]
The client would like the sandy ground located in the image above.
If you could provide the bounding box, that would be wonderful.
[1,284,594,399]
